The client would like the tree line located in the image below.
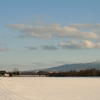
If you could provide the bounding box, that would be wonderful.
[47,68,100,77]
[7,68,100,77]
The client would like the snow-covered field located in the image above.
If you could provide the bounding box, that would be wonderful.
[0,77,100,100]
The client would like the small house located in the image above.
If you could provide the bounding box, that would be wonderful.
[4,73,9,77]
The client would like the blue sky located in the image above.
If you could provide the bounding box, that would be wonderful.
[0,0,100,71]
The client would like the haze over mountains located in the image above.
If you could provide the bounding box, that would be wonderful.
[31,61,100,72]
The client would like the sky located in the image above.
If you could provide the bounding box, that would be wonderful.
[0,0,100,71]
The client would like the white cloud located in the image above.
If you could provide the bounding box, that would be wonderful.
[5,23,98,39]
[59,41,83,49]
[40,45,58,50]
[26,46,38,50]
[82,40,95,49]
[59,40,100,49]
[70,23,100,29]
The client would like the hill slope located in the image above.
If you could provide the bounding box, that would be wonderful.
[32,62,100,72]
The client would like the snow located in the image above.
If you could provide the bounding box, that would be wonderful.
[0,77,100,100]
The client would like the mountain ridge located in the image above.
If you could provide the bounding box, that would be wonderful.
[30,61,100,72]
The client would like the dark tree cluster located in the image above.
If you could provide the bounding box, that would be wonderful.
[20,71,36,75]
[20,71,48,75]
[7,71,20,77]
[47,69,100,77]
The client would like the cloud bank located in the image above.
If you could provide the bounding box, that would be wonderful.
[70,23,100,29]
[5,22,100,50]
[59,40,100,49]
[5,23,98,39]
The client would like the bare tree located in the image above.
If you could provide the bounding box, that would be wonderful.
[12,68,19,75]
[13,68,19,73]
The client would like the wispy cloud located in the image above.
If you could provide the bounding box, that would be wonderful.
[55,61,72,64]
[70,23,100,29]
[40,45,58,50]
[33,15,50,19]
[26,46,38,50]
[59,40,100,49]
[5,23,98,39]
[31,61,68,69]
[30,62,57,69]
[0,47,9,51]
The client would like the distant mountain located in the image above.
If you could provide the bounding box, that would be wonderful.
[31,62,100,72]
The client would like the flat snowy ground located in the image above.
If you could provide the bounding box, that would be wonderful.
[0,77,100,100]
